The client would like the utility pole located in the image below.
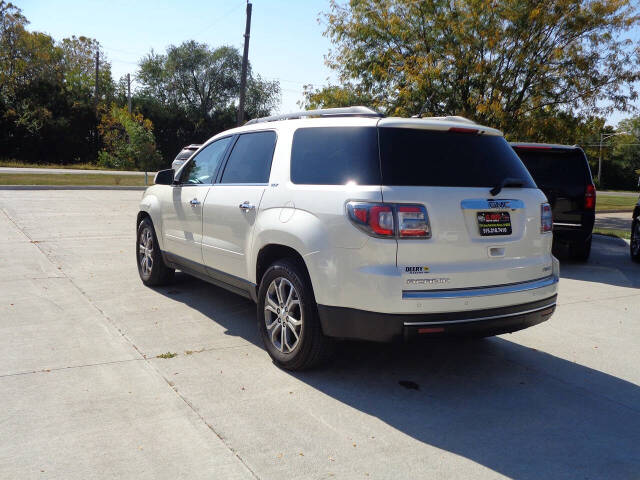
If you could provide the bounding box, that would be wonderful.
[237,1,252,126]
[127,73,132,114]
[94,50,99,110]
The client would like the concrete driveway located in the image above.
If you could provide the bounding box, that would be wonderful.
[1,190,639,479]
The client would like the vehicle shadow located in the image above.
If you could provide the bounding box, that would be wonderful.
[157,274,640,479]
[560,234,640,288]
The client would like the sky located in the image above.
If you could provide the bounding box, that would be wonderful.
[15,0,639,125]
[17,0,337,113]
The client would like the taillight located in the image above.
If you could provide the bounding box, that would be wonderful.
[397,205,430,238]
[541,203,552,234]
[585,184,596,210]
[346,202,431,239]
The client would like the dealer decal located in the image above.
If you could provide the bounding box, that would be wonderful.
[405,266,430,274]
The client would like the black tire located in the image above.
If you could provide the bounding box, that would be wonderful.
[571,237,592,262]
[631,219,640,263]
[136,216,174,286]
[257,258,333,370]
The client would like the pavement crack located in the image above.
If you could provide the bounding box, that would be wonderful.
[0,358,144,378]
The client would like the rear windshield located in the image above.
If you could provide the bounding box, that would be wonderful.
[513,148,590,188]
[290,127,381,185]
[379,128,535,188]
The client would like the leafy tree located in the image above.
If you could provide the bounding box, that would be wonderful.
[97,104,162,171]
[314,0,640,139]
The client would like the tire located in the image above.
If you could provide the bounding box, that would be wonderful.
[571,237,592,262]
[136,216,174,286]
[631,219,640,263]
[257,258,333,370]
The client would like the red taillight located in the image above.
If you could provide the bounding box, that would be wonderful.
[346,202,431,239]
[397,205,430,238]
[541,203,552,234]
[585,184,596,210]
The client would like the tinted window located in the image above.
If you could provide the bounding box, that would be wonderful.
[181,137,232,185]
[379,128,536,188]
[513,148,589,188]
[291,127,381,185]
[174,150,194,162]
[220,131,276,184]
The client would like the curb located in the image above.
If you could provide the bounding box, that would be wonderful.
[0,185,148,191]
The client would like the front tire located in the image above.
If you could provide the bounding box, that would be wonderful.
[257,258,332,370]
[631,219,640,263]
[137,216,174,286]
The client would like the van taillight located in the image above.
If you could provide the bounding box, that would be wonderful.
[585,184,596,210]
[541,203,552,234]
[346,202,431,239]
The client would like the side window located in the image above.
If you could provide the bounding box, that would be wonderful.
[181,137,232,185]
[220,131,276,184]
[290,127,380,185]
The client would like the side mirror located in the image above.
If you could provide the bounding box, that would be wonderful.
[154,169,174,185]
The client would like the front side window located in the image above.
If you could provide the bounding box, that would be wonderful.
[181,137,233,185]
[220,131,277,184]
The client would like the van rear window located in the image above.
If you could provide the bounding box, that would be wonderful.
[290,127,380,185]
[379,128,536,188]
[513,148,589,188]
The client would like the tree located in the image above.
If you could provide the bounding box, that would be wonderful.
[97,104,162,171]
[316,0,640,139]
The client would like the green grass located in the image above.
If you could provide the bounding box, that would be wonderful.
[0,173,150,186]
[596,195,638,212]
[593,227,631,240]
[0,159,133,170]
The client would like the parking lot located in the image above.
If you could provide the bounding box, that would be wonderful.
[1,189,639,479]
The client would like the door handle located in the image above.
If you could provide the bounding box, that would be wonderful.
[189,198,201,207]
[239,201,255,211]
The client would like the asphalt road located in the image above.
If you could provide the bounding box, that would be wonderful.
[1,190,639,479]
[0,167,153,176]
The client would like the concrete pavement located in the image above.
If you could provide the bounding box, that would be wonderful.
[595,211,633,231]
[1,190,639,479]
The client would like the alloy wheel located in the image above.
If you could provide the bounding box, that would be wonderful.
[139,227,154,276]
[264,277,303,353]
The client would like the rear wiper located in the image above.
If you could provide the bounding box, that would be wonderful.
[490,177,524,196]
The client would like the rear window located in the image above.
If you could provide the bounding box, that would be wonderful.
[174,150,194,161]
[291,127,380,185]
[513,148,589,188]
[379,128,536,188]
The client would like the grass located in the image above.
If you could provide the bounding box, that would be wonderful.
[0,159,138,171]
[593,227,631,240]
[0,173,150,186]
[156,352,178,359]
[596,195,638,212]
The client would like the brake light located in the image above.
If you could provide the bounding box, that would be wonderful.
[346,202,431,239]
[448,127,479,134]
[541,203,552,234]
[585,184,596,210]
[397,205,430,238]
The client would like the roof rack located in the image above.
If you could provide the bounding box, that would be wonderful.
[245,106,383,125]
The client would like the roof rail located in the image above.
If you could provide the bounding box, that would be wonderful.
[245,106,383,125]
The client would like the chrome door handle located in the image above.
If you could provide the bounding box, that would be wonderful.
[189,198,201,207]
[239,201,255,211]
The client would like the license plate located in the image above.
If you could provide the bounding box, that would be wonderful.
[477,211,512,236]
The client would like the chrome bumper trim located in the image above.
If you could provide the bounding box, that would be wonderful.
[402,275,558,300]
[553,222,582,227]
[403,301,557,326]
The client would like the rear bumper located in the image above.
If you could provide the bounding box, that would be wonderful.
[318,295,557,342]
[553,212,595,244]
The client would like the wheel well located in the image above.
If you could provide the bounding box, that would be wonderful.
[137,211,150,227]
[256,244,310,288]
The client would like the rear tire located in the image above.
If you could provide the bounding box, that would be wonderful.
[257,258,333,370]
[571,237,592,262]
[137,216,174,286]
[631,219,640,263]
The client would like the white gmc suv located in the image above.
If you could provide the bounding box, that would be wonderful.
[136,106,559,370]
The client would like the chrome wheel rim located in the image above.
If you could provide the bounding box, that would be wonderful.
[264,277,302,354]
[632,221,640,256]
[139,227,154,276]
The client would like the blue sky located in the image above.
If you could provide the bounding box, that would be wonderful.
[15,0,638,125]
[17,0,337,113]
